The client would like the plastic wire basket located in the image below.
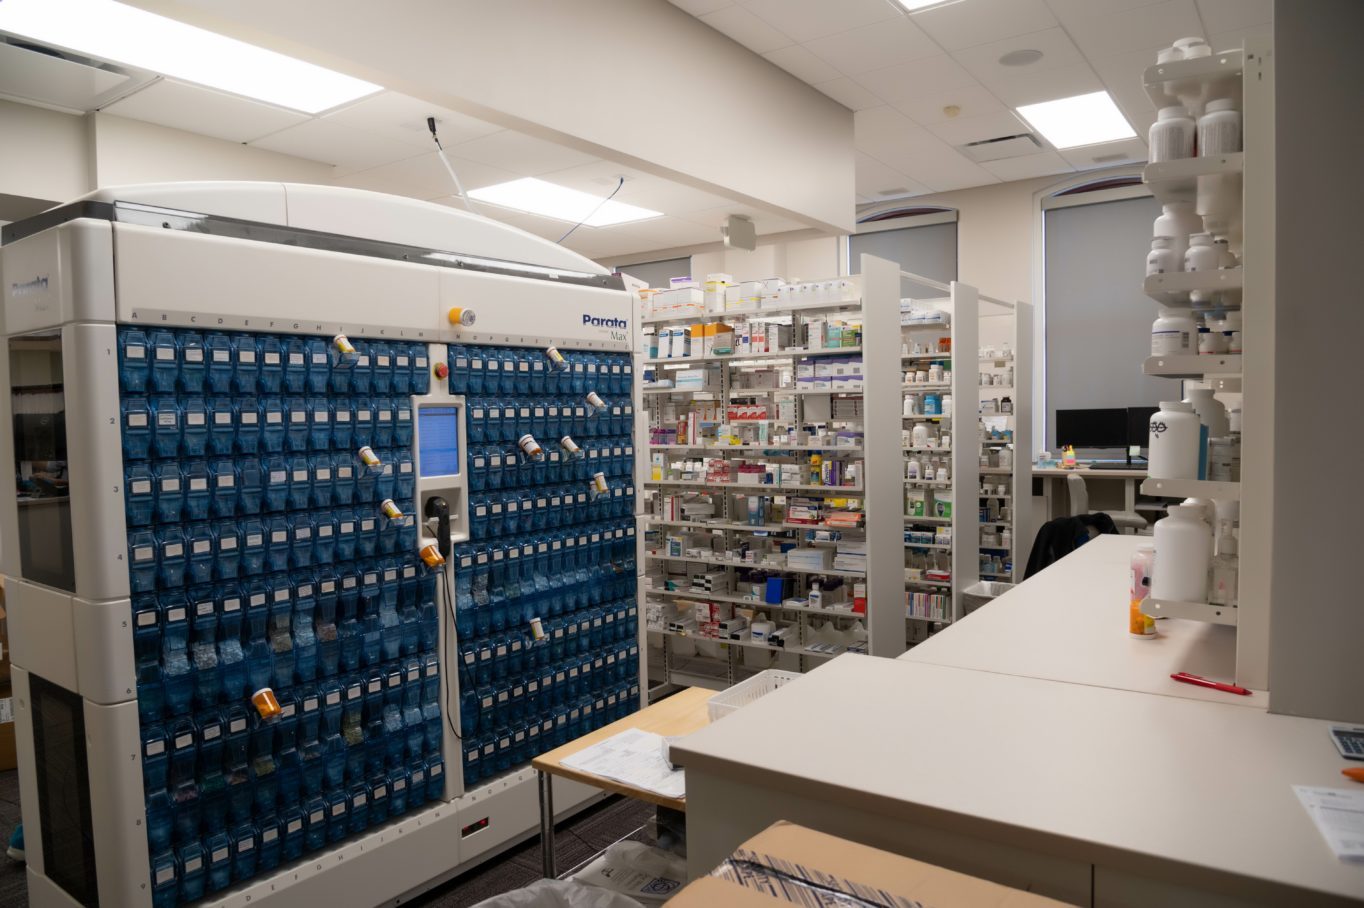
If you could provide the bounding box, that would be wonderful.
[706,669,804,722]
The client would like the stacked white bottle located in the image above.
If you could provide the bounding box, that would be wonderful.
[1150,106,1196,162]
[1151,307,1197,354]
[1153,201,1203,265]
[1151,504,1213,602]
[1147,401,1201,479]
[1199,99,1242,155]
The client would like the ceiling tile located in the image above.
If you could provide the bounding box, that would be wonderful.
[803,16,940,76]
[322,91,500,150]
[668,0,734,16]
[1057,136,1148,170]
[854,152,929,200]
[1044,0,1167,22]
[1195,0,1272,33]
[852,55,979,105]
[815,77,885,110]
[1064,0,1204,57]
[334,151,518,201]
[102,79,309,144]
[447,131,599,175]
[1089,46,1166,133]
[927,110,1031,146]
[251,118,425,175]
[763,45,843,84]
[698,5,793,53]
[897,141,1002,192]
[913,0,1057,50]
[737,0,902,43]
[894,83,1006,126]
[980,150,1075,180]
[978,61,1104,107]
[1208,23,1273,54]
[676,204,806,234]
[854,106,939,160]
[952,26,1086,85]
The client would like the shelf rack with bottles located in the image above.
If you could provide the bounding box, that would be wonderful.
[638,261,904,687]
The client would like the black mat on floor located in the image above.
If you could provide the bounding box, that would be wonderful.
[0,770,652,908]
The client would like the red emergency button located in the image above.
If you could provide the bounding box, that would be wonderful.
[433,362,450,380]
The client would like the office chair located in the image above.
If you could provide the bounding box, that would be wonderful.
[1066,472,1148,534]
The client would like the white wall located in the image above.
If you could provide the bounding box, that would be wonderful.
[0,100,90,204]
[131,0,856,232]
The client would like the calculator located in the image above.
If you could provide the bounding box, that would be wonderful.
[1329,726,1364,760]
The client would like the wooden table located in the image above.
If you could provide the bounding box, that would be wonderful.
[531,686,714,877]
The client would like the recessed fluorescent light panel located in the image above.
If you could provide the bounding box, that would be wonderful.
[469,178,662,228]
[1015,91,1136,149]
[895,0,964,12]
[0,0,380,113]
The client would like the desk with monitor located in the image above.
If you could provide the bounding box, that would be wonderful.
[1040,407,1161,525]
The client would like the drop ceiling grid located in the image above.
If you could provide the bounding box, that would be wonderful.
[672,0,1270,199]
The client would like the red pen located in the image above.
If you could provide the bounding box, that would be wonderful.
[1171,672,1251,696]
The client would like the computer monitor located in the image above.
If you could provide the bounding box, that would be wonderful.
[1127,406,1157,455]
[1055,408,1127,452]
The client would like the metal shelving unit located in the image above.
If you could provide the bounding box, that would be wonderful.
[639,260,904,688]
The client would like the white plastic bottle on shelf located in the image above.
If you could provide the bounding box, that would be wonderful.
[1208,520,1239,606]
[1151,307,1197,355]
[1150,106,1196,162]
[1197,317,1227,355]
[1217,238,1239,269]
[1153,202,1203,262]
[999,444,1014,470]
[1147,401,1201,480]
[1146,237,1181,275]
[1184,233,1220,272]
[1185,387,1230,438]
[1198,99,1242,155]
[1152,504,1213,602]
[1222,311,1243,353]
[1173,36,1211,59]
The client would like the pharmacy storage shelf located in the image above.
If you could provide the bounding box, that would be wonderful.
[647,443,864,453]
[1143,354,1242,378]
[645,589,865,621]
[1141,597,1237,627]
[642,297,861,326]
[646,346,861,366]
[1141,477,1240,500]
[1143,48,1243,108]
[644,552,866,579]
[644,480,865,495]
[1143,153,1244,205]
[1143,269,1243,306]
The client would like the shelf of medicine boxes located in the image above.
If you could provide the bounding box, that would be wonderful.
[647,443,864,453]
[644,552,866,580]
[1139,478,1240,500]
[645,587,866,621]
[641,297,863,326]
[644,480,864,495]
[646,346,861,366]
[1143,269,1243,307]
[655,627,869,663]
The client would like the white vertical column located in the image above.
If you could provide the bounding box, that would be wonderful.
[949,282,980,620]
[860,255,906,658]
[1012,301,1035,578]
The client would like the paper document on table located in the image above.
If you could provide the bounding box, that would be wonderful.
[1295,785,1364,862]
[561,728,686,799]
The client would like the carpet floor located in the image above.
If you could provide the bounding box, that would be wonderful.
[0,770,653,908]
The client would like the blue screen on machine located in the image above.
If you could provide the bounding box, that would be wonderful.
[417,405,460,477]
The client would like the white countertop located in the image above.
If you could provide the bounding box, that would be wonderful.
[673,655,1364,904]
[1034,466,1148,478]
[906,535,1263,707]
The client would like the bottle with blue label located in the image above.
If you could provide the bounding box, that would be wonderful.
[293,574,318,683]
[233,398,262,455]
[232,335,260,394]
[255,814,281,873]
[304,336,331,394]
[260,397,285,453]
[230,824,257,883]
[371,343,394,395]
[179,331,207,393]
[168,716,201,843]
[285,397,309,453]
[121,397,153,461]
[304,397,330,452]
[182,460,211,521]
[249,715,278,816]
[207,459,237,521]
[197,711,228,836]
[217,587,247,698]
[210,398,237,457]
[120,327,151,391]
[177,842,207,903]
[205,332,234,394]
[283,337,308,394]
[151,396,182,459]
[149,329,179,393]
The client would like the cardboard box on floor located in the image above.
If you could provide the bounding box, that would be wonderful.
[667,822,1072,908]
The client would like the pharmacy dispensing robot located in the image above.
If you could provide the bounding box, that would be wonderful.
[0,183,641,907]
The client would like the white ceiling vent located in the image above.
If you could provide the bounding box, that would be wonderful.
[0,36,155,113]
[957,132,1043,164]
